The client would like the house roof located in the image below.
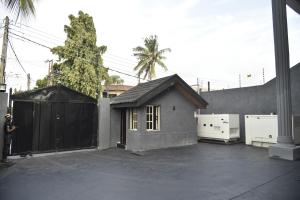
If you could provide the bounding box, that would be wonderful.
[111,74,208,108]
[104,85,133,91]
[287,0,300,14]
[11,84,97,103]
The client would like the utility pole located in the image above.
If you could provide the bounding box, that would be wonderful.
[262,68,265,84]
[27,73,31,90]
[45,59,53,86]
[197,78,199,94]
[207,81,210,92]
[0,16,9,89]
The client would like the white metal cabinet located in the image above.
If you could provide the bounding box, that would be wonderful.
[245,115,300,147]
[197,114,240,142]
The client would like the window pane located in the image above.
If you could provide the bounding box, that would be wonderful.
[153,106,160,130]
[129,108,138,130]
[153,107,157,130]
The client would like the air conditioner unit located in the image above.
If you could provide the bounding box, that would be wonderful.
[245,115,300,147]
[197,114,240,142]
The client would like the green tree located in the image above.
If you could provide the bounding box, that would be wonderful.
[51,11,108,98]
[1,0,36,19]
[35,76,48,89]
[133,35,171,80]
[105,75,124,85]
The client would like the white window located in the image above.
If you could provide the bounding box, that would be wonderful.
[129,108,138,130]
[146,105,160,131]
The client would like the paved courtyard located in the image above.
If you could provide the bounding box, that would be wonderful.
[0,143,300,200]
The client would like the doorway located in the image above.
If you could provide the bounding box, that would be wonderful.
[118,109,127,148]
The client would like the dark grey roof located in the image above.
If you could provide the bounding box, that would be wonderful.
[287,0,300,14]
[111,74,208,108]
[111,75,173,104]
[11,84,97,103]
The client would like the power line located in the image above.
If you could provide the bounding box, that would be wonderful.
[10,23,64,43]
[10,20,65,41]
[10,32,52,49]
[104,54,136,65]
[8,33,145,80]
[107,67,147,80]
[8,39,27,75]
[8,30,235,86]
[9,27,63,46]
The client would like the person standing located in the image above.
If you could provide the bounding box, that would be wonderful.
[2,114,16,162]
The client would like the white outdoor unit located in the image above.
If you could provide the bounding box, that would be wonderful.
[197,114,240,142]
[245,115,300,147]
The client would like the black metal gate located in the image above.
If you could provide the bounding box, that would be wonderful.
[12,101,98,155]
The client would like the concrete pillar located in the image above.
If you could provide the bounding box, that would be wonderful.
[273,0,293,144]
[269,0,300,160]
[98,98,111,150]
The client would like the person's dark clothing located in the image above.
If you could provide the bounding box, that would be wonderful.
[3,119,14,160]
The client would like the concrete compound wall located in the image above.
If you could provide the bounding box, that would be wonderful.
[98,98,121,149]
[98,98,111,150]
[110,107,121,147]
[0,93,8,161]
[126,87,198,151]
[200,63,300,142]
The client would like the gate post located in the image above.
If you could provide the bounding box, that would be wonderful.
[0,92,8,161]
[98,98,111,150]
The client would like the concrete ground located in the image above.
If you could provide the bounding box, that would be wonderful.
[0,143,300,200]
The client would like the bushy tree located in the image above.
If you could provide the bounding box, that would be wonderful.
[133,35,171,80]
[35,76,48,89]
[51,11,108,98]
[105,75,124,85]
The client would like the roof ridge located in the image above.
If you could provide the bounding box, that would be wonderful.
[137,74,176,86]
[133,74,177,100]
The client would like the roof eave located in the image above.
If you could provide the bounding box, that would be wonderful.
[110,102,138,108]
[287,0,300,15]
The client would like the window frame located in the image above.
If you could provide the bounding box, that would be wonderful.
[146,105,160,131]
[129,108,138,131]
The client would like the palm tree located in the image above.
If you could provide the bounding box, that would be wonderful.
[133,35,171,81]
[1,0,36,20]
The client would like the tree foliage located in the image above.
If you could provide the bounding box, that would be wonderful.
[51,11,108,98]
[35,76,48,89]
[1,0,36,20]
[105,75,124,85]
[133,35,171,80]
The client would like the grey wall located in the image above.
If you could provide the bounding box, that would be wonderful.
[126,86,199,151]
[200,63,300,142]
[98,98,111,150]
[0,93,8,161]
[110,107,121,147]
[98,98,121,149]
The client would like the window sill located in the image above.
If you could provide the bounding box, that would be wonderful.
[146,130,160,132]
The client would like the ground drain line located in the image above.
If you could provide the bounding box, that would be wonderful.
[228,166,297,200]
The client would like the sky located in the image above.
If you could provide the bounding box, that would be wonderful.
[0,0,300,91]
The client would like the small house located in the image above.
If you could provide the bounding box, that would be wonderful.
[102,74,208,151]
[103,85,133,98]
